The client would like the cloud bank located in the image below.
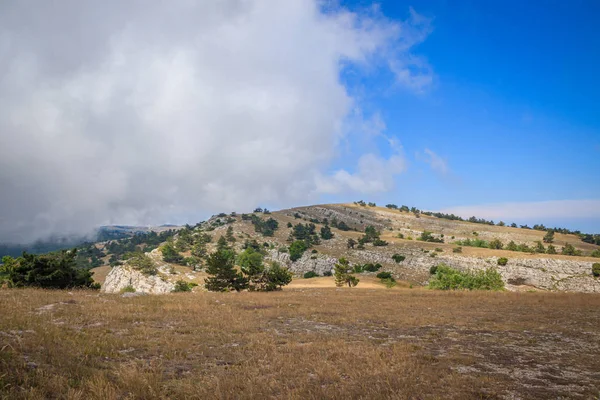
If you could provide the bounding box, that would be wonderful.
[0,1,432,243]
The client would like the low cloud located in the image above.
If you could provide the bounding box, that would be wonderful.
[0,1,433,243]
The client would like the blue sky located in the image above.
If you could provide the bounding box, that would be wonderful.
[322,0,600,232]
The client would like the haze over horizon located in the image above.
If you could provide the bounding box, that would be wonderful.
[1,0,599,244]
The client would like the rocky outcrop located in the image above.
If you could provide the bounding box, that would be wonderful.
[102,265,175,294]
[268,244,600,293]
[268,249,338,276]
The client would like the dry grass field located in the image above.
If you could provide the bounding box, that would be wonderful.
[1,288,599,399]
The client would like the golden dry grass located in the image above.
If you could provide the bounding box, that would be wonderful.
[1,288,599,399]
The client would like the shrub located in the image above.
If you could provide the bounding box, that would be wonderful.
[0,250,97,289]
[303,271,319,279]
[128,253,158,275]
[323,270,332,277]
[278,246,288,253]
[590,249,600,258]
[488,239,504,250]
[392,254,406,263]
[397,233,404,239]
[435,248,443,252]
[372,239,388,246]
[453,247,462,253]
[311,249,318,254]
[173,280,198,292]
[428,264,504,291]
[593,263,600,277]
[429,265,438,275]
[289,240,308,262]
[363,263,382,272]
[419,231,444,243]
[121,285,136,293]
[381,278,396,288]
[376,271,392,279]
[334,258,359,287]
[161,243,185,265]
[561,243,582,256]
[497,257,508,266]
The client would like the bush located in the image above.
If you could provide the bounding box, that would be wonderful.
[289,240,308,262]
[593,263,600,277]
[392,254,405,263]
[278,246,288,253]
[561,243,582,256]
[127,253,158,275]
[0,250,97,289]
[453,247,462,253]
[381,278,397,288]
[303,271,319,279]
[372,239,388,247]
[428,264,504,291]
[590,249,600,258]
[497,257,508,266]
[161,243,185,265]
[363,263,382,272]
[323,270,332,276]
[311,249,318,254]
[419,231,444,243]
[429,265,438,275]
[435,248,443,252]
[173,280,197,292]
[121,285,136,293]
[376,271,392,279]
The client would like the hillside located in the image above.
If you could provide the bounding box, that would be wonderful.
[93,203,600,293]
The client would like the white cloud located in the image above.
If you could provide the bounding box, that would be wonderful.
[421,148,449,175]
[316,148,407,194]
[0,1,432,243]
[441,200,600,221]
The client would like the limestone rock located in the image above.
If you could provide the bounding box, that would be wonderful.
[102,265,175,294]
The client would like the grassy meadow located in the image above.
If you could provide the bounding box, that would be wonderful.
[1,286,599,399]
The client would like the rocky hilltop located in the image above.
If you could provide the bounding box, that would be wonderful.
[95,203,600,293]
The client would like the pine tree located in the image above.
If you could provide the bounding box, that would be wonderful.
[320,224,334,240]
[161,242,185,264]
[225,226,236,243]
[204,248,248,292]
[543,230,555,243]
[334,258,359,288]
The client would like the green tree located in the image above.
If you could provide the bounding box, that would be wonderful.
[347,238,356,249]
[334,258,359,287]
[364,226,380,242]
[506,241,518,251]
[161,243,185,265]
[534,241,546,253]
[225,226,236,243]
[320,224,334,240]
[543,230,555,243]
[546,244,557,254]
[204,248,248,292]
[488,238,504,250]
[289,240,308,262]
[0,251,97,289]
[263,262,293,290]
[561,243,582,256]
[237,248,264,277]
[593,263,600,277]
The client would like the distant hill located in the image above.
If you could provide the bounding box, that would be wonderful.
[0,225,179,258]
